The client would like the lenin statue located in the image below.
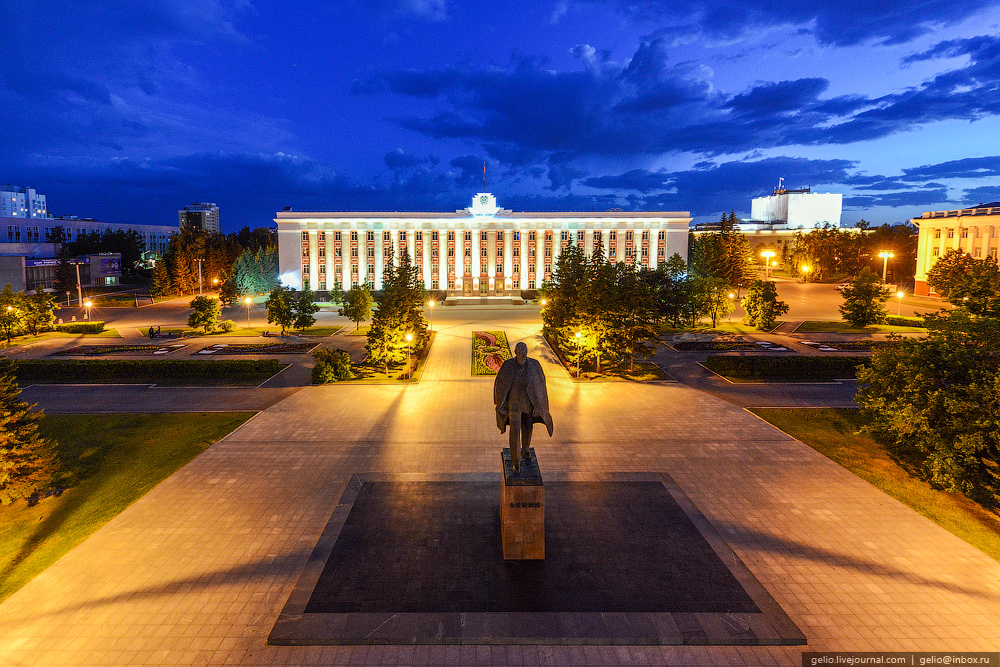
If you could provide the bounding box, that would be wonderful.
[494,342,554,472]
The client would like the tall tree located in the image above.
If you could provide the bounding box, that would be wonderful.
[741,280,788,330]
[340,286,373,330]
[927,250,1000,317]
[265,285,295,334]
[294,288,320,331]
[0,357,58,504]
[839,268,891,327]
[0,285,24,343]
[22,291,59,336]
[188,296,222,333]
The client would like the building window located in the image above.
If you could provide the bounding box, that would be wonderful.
[496,248,503,257]
[448,231,455,241]
[352,265,359,274]
[302,248,309,257]
[335,232,342,241]
[448,247,455,257]
[497,231,504,242]
[544,248,551,258]
[367,231,374,242]
[544,264,552,274]
[367,248,374,258]
[625,230,633,241]
[319,280,326,290]
[933,229,941,238]
[351,231,358,241]
[528,280,536,289]
[302,264,310,274]
[479,247,486,257]
[351,248,358,257]
[481,231,488,241]
[610,248,617,257]
[448,263,455,274]
[609,231,617,241]
[319,248,326,258]
[496,263,503,273]
[544,232,552,242]
[352,280,359,288]
[318,231,325,242]
[512,247,519,257]
[465,231,472,241]
[560,231,568,241]
[400,231,407,242]
[973,247,982,257]
[384,231,391,241]
[448,279,455,289]
[641,248,648,258]
[334,249,342,257]
[464,248,471,257]
[641,230,649,241]
[514,231,520,241]
[432,248,439,257]
[991,249,998,259]
[432,280,439,290]
[577,231,585,242]
[947,229,954,238]
[415,231,422,241]
[529,231,536,241]
[961,228,968,238]
[432,231,439,241]
[658,230,665,240]
[301,231,309,241]
[319,264,326,275]
[513,263,520,274]
[933,247,940,256]
[529,249,536,258]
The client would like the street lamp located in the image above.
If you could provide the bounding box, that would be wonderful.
[575,331,582,379]
[405,333,413,379]
[761,250,775,280]
[84,300,92,321]
[801,265,811,283]
[540,298,547,307]
[196,258,204,296]
[244,296,253,330]
[897,291,904,316]
[878,251,894,283]
[427,300,435,331]
[728,293,735,325]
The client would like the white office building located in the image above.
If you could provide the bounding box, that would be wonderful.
[179,202,221,233]
[276,193,691,295]
[1,185,48,219]
[742,187,842,231]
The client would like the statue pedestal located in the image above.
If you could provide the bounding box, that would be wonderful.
[501,447,544,560]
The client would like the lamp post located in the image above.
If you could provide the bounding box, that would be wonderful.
[196,258,204,296]
[801,265,811,283]
[84,300,92,321]
[728,293,735,325]
[897,291,904,316]
[575,331,582,379]
[427,300,434,331]
[761,250,775,280]
[405,333,413,379]
[244,296,252,330]
[879,251,894,283]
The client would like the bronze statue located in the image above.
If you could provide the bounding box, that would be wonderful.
[494,341,554,472]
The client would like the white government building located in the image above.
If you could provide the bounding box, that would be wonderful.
[276,194,691,295]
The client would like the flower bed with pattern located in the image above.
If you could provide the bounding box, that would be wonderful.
[472,331,512,376]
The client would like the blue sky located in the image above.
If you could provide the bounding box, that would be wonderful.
[3,0,1000,232]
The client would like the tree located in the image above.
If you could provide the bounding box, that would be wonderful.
[576,248,616,373]
[365,247,426,374]
[22,291,59,336]
[312,348,353,383]
[340,286,373,330]
[294,288,320,331]
[741,280,788,330]
[927,250,1000,317]
[540,241,587,342]
[328,279,345,306]
[698,277,736,328]
[149,259,172,297]
[856,310,1000,506]
[614,264,659,370]
[689,213,754,286]
[54,251,76,299]
[188,295,222,333]
[0,357,58,504]
[0,285,24,344]
[265,285,295,334]
[839,268,891,327]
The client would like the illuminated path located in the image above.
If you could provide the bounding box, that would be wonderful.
[1,314,998,666]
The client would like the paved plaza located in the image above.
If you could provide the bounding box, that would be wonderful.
[1,313,999,665]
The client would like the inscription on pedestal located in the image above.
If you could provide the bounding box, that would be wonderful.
[501,447,544,560]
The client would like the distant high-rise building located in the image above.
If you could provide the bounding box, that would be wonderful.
[179,202,221,233]
[1,185,49,219]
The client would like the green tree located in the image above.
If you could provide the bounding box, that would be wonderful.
[22,290,59,336]
[741,280,788,330]
[187,295,222,333]
[540,241,587,343]
[365,247,426,374]
[576,248,616,373]
[265,285,295,334]
[614,263,659,370]
[0,285,24,344]
[340,286,373,330]
[839,268,891,327]
[53,250,76,298]
[0,357,57,504]
[294,288,320,331]
[927,250,1000,317]
[856,311,1000,506]
[149,259,172,297]
[312,348,353,383]
[698,277,736,328]
[329,279,345,306]
[689,212,754,286]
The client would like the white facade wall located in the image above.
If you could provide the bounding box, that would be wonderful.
[274,194,691,294]
[1,186,48,219]
[750,191,842,228]
[1,216,177,253]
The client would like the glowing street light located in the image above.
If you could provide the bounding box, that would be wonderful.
[575,331,582,378]
[84,299,92,321]
[728,293,735,325]
[879,251,894,283]
[761,250,776,280]
[244,296,253,330]
[540,298,547,307]
[897,291,904,316]
[406,333,413,379]
[427,299,435,331]
[801,265,811,283]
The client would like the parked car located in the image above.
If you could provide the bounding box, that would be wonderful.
[834,282,850,291]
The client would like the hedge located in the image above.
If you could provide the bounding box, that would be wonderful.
[11,359,283,384]
[54,321,105,334]
[884,315,926,327]
[703,355,869,381]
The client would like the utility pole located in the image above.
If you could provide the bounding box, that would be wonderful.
[196,259,204,296]
[74,261,83,307]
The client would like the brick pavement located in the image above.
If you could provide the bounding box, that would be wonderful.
[0,316,998,666]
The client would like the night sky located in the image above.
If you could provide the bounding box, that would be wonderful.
[4,0,1000,232]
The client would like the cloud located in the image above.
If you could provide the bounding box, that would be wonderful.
[844,189,950,208]
[384,149,439,171]
[899,155,1000,181]
[963,186,1000,206]
[367,0,449,21]
[571,0,998,47]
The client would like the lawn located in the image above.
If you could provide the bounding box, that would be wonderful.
[342,331,434,383]
[546,335,670,382]
[658,322,767,336]
[797,321,926,334]
[345,325,371,336]
[0,412,254,604]
[749,408,1000,563]
[1,329,122,348]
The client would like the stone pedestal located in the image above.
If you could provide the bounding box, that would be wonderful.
[501,447,544,560]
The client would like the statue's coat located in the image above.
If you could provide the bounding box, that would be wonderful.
[493,357,554,437]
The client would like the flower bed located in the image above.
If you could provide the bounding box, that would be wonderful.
[198,342,317,355]
[52,344,185,356]
[800,340,899,351]
[672,340,760,351]
[472,330,512,376]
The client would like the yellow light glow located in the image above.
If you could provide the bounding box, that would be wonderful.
[897,292,904,298]
[575,331,582,338]
[245,297,252,305]
[406,333,412,341]
[728,293,734,299]
[84,300,92,307]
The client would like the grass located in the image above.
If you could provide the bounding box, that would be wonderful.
[298,326,344,336]
[749,408,1000,563]
[1,329,122,348]
[658,322,770,335]
[342,331,434,383]
[797,321,926,334]
[546,335,669,382]
[345,325,371,336]
[0,412,254,604]
[165,326,281,338]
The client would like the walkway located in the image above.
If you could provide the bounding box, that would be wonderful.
[0,317,998,666]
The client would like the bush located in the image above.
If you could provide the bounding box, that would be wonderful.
[312,348,352,383]
[884,315,925,327]
[218,319,237,332]
[520,289,538,301]
[55,321,105,334]
[703,355,869,381]
[11,359,283,384]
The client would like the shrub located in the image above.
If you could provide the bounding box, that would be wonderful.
[55,321,105,334]
[312,348,352,383]
[884,315,925,327]
[703,355,869,381]
[218,319,237,332]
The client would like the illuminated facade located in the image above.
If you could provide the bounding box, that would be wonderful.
[913,203,1000,296]
[275,194,691,295]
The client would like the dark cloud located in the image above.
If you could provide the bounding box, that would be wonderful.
[844,189,950,209]
[572,0,996,47]
[963,186,1000,206]
[725,78,829,117]
[899,155,1000,181]
[384,149,439,171]
[582,169,671,193]
[449,155,488,187]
